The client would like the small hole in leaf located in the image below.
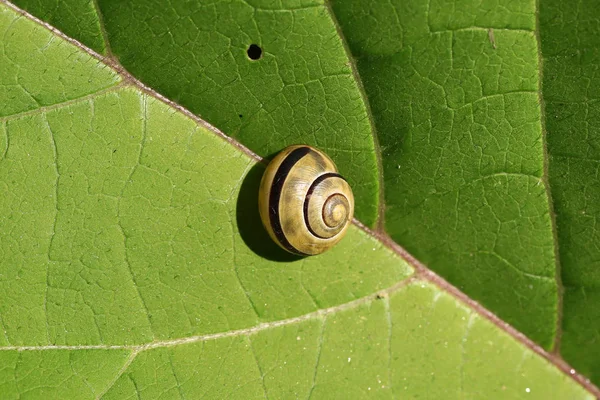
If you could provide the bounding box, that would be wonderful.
[247,44,262,60]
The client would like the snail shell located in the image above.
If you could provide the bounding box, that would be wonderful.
[258,145,354,255]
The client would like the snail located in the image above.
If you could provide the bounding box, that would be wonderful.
[258,145,354,256]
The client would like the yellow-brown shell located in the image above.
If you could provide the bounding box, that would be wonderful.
[258,145,354,255]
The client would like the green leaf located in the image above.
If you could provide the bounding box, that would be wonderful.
[98,282,589,399]
[78,0,383,228]
[4,0,107,54]
[0,282,593,399]
[11,0,563,355]
[330,0,557,349]
[1,0,598,397]
[0,7,119,117]
[329,0,600,386]
[541,0,600,383]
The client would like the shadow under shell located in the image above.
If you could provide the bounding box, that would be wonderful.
[236,162,304,262]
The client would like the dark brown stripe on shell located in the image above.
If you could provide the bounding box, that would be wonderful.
[303,172,344,239]
[269,146,311,255]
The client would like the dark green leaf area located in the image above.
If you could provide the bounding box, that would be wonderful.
[330,0,558,348]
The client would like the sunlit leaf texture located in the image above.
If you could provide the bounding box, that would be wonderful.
[2,0,599,397]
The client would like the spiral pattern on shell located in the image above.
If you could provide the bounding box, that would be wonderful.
[258,145,354,255]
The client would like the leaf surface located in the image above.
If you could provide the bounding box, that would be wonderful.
[330,0,558,349]
[11,0,572,361]
[14,0,567,354]
[7,0,107,54]
[540,0,600,383]
[330,0,600,384]
[99,282,589,400]
[0,2,595,398]
[1,1,408,346]
[55,0,382,227]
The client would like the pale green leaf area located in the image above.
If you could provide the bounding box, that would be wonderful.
[0,0,597,399]
[330,0,557,349]
[1,83,408,345]
[104,282,586,399]
[0,283,592,399]
[0,350,131,399]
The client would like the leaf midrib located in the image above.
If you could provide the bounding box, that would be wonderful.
[1,0,597,397]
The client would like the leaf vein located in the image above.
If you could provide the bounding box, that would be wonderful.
[0,83,125,123]
[0,277,417,353]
